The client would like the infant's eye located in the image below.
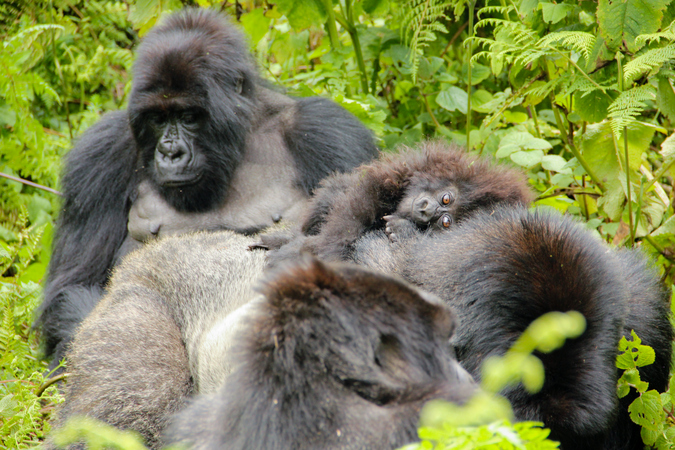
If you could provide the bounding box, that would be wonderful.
[441,193,453,205]
[441,214,452,228]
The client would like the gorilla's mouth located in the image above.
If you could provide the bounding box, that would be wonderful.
[158,171,203,187]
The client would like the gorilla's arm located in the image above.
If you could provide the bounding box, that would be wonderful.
[38,111,138,360]
[284,97,378,194]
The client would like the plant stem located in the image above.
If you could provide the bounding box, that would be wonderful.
[466,0,476,150]
[422,93,442,129]
[340,0,369,94]
[644,156,675,192]
[616,51,634,245]
[545,59,605,190]
[529,104,541,138]
[323,0,341,51]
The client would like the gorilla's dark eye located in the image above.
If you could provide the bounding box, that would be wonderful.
[181,111,197,123]
[441,193,453,205]
[440,214,452,228]
[235,77,244,94]
[146,112,164,126]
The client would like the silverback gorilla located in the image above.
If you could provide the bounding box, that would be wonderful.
[38,8,378,365]
[51,231,474,449]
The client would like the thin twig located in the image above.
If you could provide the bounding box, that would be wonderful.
[0,172,62,196]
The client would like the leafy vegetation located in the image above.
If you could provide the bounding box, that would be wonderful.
[1,0,674,448]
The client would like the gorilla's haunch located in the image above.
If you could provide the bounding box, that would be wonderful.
[38,8,378,365]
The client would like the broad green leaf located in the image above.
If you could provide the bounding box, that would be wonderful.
[653,214,675,236]
[661,132,675,159]
[628,390,664,433]
[436,86,468,114]
[575,90,613,123]
[129,0,182,36]
[503,110,528,123]
[241,8,272,46]
[598,0,671,52]
[418,57,444,79]
[276,0,327,30]
[542,155,571,173]
[363,0,389,14]
[657,77,675,122]
[511,150,544,168]
[539,2,574,24]
[462,62,491,85]
[496,131,552,158]
[578,121,652,182]
[471,90,493,111]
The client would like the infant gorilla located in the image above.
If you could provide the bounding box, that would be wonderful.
[259,140,534,263]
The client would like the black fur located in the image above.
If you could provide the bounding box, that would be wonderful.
[164,258,475,450]
[38,8,378,365]
[350,206,673,449]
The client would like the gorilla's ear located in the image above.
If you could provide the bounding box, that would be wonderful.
[261,256,347,309]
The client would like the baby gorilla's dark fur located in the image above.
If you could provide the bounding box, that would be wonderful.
[352,206,673,450]
[263,140,534,264]
[165,258,475,450]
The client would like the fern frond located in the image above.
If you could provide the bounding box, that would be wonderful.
[560,76,614,98]
[635,19,675,47]
[608,85,656,137]
[623,44,675,84]
[400,0,452,81]
[526,77,566,100]
[3,24,64,51]
[538,31,596,60]
[477,5,514,19]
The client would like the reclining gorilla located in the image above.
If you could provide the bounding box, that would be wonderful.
[258,140,534,262]
[38,7,378,365]
[51,232,474,449]
[52,205,670,450]
[263,142,672,449]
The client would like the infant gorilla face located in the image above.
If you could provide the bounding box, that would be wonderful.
[400,180,458,229]
[383,179,458,242]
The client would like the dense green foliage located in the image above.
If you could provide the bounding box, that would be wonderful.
[1,0,674,448]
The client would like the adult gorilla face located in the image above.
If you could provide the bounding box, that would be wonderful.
[128,10,257,212]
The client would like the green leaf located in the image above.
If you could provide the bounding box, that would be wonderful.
[276,0,327,29]
[471,90,494,111]
[241,8,272,46]
[598,0,671,52]
[629,390,664,433]
[503,110,528,123]
[661,132,675,159]
[575,90,613,123]
[496,131,552,158]
[542,155,571,173]
[657,77,675,122]
[511,149,544,168]
[436,86,468,114]
[463,62,491,85]
[418,56,444,79]
[363,0,389,15]
[539,2,574,24]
